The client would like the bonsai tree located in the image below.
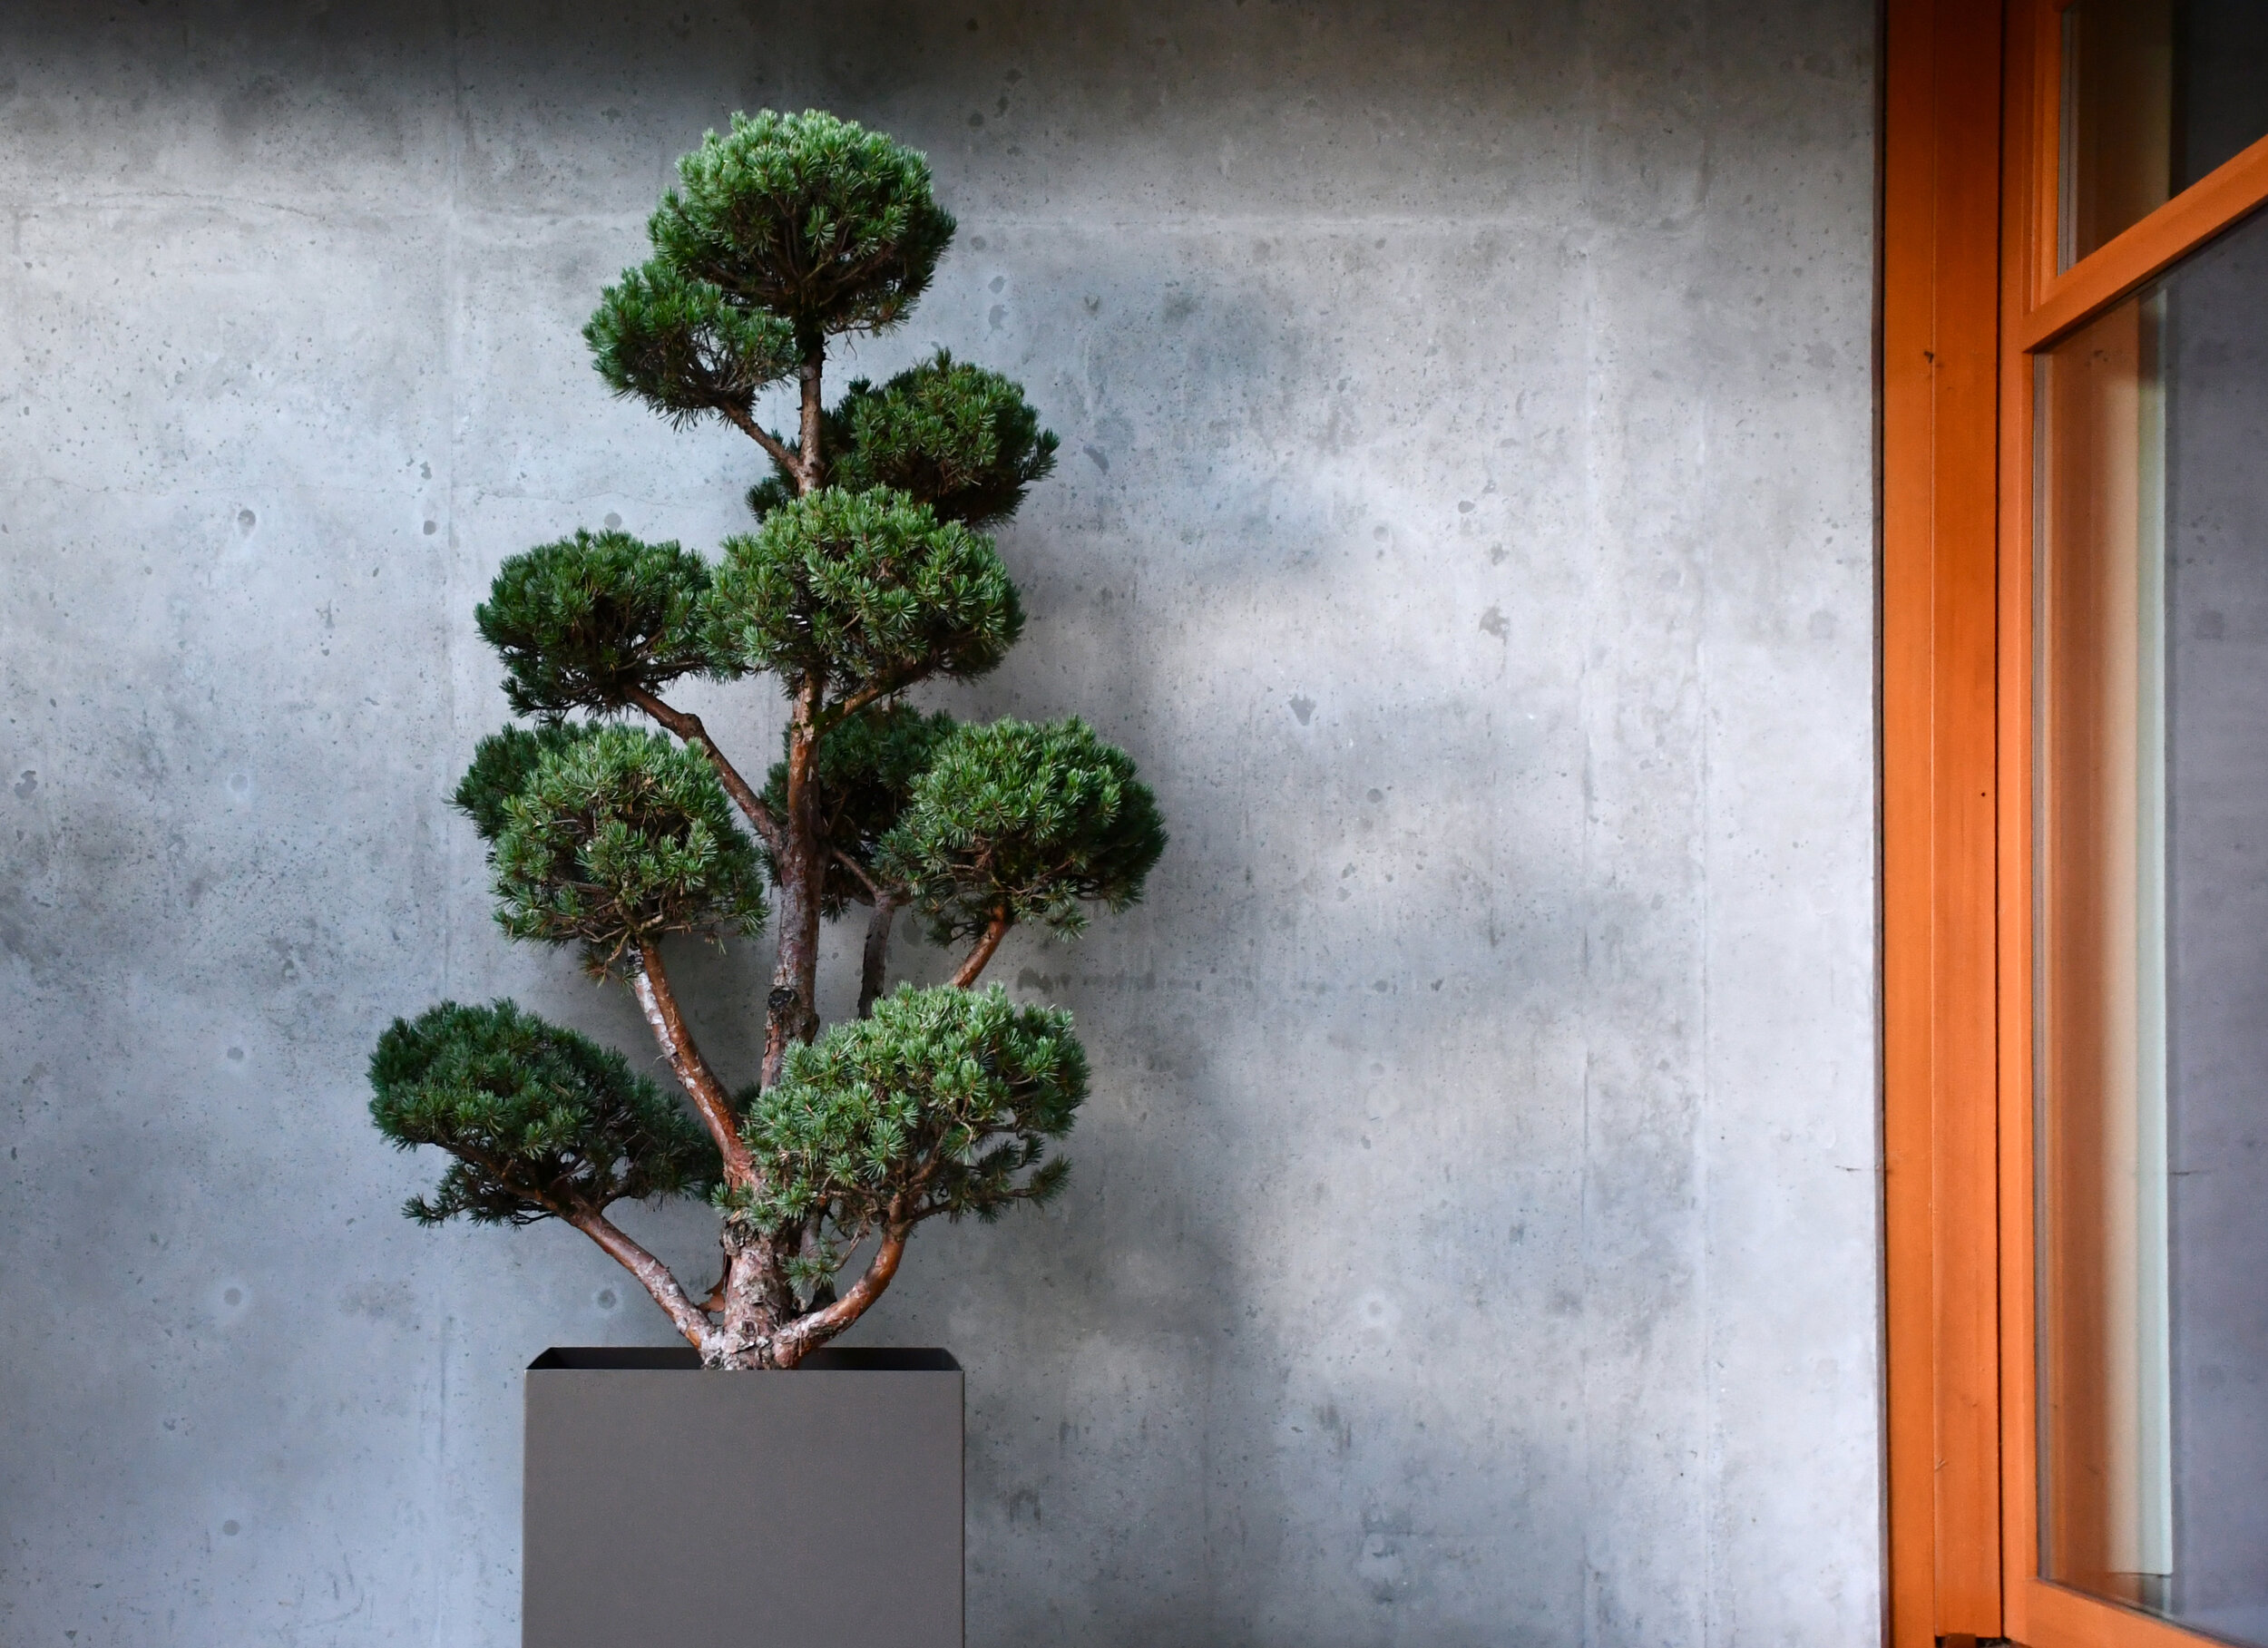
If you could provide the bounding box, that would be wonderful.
[368,111,1165,1370]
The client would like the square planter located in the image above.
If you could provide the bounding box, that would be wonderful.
[523,1345,963,1648]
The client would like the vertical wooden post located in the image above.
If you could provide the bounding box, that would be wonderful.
[1882,1,2008,1642]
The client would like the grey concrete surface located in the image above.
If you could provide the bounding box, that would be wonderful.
[0,4,1882,1643]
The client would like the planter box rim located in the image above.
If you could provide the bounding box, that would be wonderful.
[528,1344,960,1372]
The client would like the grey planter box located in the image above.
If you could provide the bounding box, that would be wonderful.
[523,1346,963,1648]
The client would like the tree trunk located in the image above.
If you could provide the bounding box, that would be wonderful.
[762,683,826,1089]
[708,1227,800,1369]
[858,892,900,1018]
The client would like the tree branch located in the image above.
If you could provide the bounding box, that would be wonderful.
[832,848,883,902]
[716,402,799,479]
[778,1218,909,1363]
[858,890,901,1019]
[952,911,1013,989]
[565,1208,712,1351]
[625,688,783,859]
[631,941,758,1187]
[821,674,907,732]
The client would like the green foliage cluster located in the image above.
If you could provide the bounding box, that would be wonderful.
[453,722,599,842]
[586,110,951,424]
[584,262,800,429]
[882,717,1168,943]
[487,726,767,973]
[651,110,954,345]
[740,985,1085,1295]
[707,487,1022,705]
[761,703,958,914]
[370,1000,719,1225]
[748,352,1060,528]
[475,531,714,717]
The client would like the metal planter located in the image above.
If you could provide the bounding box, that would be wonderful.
[523,1346,963,1648]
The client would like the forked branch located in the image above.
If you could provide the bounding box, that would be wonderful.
[566,1208,713,1350]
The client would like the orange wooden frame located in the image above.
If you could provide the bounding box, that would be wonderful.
[1883,0,2268,1644]
[1882,4,2008,1642]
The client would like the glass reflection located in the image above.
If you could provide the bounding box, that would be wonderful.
[2036,203,2268,1644]
[2058,0,2268,268]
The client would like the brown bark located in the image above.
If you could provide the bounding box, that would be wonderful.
[707,1221,804,1369]
[631,944,756,1188]
[624,688,782,860]
[565,1209,713,1351]
[717,402,799,480]
[775,1220,910,1367]
[952,911,1013,989]
[858,892,900,1019]
[796,355,825,493]
[761,677,826,1088]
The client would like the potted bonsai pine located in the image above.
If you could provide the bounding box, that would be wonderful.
[366,110,1164,1648]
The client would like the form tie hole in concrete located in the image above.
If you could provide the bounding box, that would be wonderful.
[236,509,256,533]
[224,1289,242,1306]
[423,520,436,535]
[227,1047,243,1061]
[604,512,621,530]
[221,1521,239,1536]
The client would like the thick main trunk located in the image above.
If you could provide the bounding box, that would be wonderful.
[757,354,831,1092]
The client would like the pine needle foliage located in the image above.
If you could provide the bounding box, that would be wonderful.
[648,111,954,347]
[760,703,959,915]
[706,487,1022,707]
[370,107,1168,1370]
[476,531,716,717]
[454,722,602,844]
[585,261,801,426]
[490,726,767,974]
[881,717,1168,944]
[739,985,1084,1292]
[371,1000,719,1226]
[748,351,1060,528]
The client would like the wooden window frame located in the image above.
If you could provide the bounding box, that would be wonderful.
[1883,1,2268,1645]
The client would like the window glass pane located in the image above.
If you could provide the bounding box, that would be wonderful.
[2059,0,2268,268]
[2037,202,2268,1645]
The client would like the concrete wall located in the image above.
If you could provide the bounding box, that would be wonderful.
[0,4,1882,1643]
